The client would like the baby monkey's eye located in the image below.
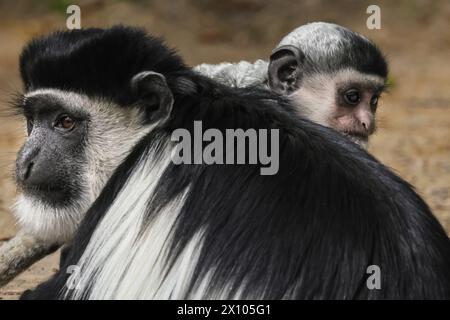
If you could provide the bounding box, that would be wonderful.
[344,89,361,105]
[370,95,379,106]
[55,115,76,131]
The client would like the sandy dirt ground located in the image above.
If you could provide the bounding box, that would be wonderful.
[0,0,449,299]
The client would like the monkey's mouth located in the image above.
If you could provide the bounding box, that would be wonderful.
[344,131,369,144]
[20,183,71,203]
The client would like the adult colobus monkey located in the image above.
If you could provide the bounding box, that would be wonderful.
[196,22,388,148]
[0,22,387,287]
[18,26,449,299]
[0,45,156,287]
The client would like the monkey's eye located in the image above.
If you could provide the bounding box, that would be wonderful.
[55,115,76,131]
[370,95,380,112]
[344,90,361,105]
[370,95,379,106]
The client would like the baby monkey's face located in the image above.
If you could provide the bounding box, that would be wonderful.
[289,68,386,148]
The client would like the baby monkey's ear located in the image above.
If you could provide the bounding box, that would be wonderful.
[268,45,305,95]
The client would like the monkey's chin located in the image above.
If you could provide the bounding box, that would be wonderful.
[13,194,90,245]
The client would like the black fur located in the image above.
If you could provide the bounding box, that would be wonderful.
[20,26,187,107]
[21,26,449,299]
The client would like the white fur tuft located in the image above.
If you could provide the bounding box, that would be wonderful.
[65,142,206,299]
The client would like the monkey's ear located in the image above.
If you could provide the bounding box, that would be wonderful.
[131,71,174,123]
[268,45,305,95]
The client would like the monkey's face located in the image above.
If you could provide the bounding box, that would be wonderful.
[14,89,150,244]
[16,93,86,206]
[289,69,385,148]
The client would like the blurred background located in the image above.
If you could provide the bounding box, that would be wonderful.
[0,0,449,299]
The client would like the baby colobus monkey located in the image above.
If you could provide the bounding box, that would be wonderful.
[196,22,388,148]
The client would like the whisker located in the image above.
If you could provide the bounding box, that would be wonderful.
[0,88,25,119]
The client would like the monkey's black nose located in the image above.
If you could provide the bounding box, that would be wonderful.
[16,160,34,183]
[16,146,40,184]
[23,162,34,180]
[16,147,63,196]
